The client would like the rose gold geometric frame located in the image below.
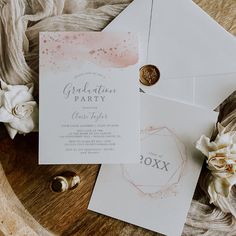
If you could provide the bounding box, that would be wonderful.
[122,126,187,198]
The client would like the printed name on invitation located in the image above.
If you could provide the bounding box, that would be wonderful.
[72,111,108,122]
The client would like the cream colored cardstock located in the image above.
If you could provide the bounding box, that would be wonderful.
[39,32,140,164]
[89,94,218,236]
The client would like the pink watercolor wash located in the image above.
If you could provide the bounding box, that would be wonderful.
[40,32,139,70]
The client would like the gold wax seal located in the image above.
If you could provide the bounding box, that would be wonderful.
[139,65,160,86]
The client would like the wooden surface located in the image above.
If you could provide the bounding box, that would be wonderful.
[0,132,158,236]
[0,0,236,236]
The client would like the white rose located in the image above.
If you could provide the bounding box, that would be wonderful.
[0,79,38,139]
[196,123,236,203]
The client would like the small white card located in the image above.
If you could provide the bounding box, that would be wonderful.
[39,32,140,164]
[89,94,218,236]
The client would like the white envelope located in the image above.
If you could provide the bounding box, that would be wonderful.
[104,0,236,109]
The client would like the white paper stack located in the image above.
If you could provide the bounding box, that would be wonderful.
[89,0,236,235]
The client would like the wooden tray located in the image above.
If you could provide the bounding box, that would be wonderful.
[0,129,159,235]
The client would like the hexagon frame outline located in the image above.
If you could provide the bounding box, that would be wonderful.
[122,126,188,197]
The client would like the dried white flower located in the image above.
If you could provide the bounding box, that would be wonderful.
[0,79,38,139]
[196,123,236,203]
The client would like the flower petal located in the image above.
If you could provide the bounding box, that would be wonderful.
[214,177,231,198]
[27,83,34,94]
[215,132,235,148]
[25,101,37,106]
[9,117,34,133]
[211,171,231,179]
[5,90,34,108]
[226,175,236,188]
[2,92,13,112]
[31,105,39,131]
[0,89,5,105]
[0,79,9,91]
[231,144,236,154]
[4,124,18,139]
[217,123,226,135]
[196,135,217,156]
[0,107,14,122]
[208,180,218,204]
[7,84,29,93]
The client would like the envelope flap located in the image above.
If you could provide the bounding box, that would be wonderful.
[151,0,236,78]
[105,0,236,79]
[142,72,236,110]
